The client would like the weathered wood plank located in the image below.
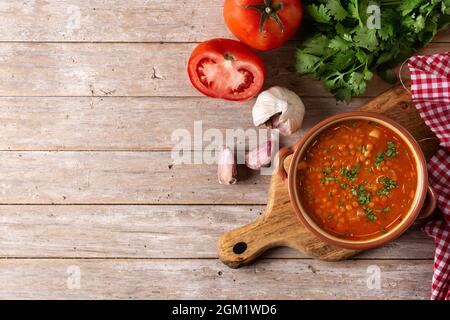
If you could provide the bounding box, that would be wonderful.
[0,205,434,259]
[0,258,432,299]
[0,0,448,43]
[0,151,270,204]
[434,32,450,42]
[0,97,361,151]
[0,0,225,42]
[0,43,447,97]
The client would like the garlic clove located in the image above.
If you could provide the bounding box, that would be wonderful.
[217,147,237,185]
[277,120,293,136]
[245,140,272,170]
[268,113,281,128]
[252,86,305,137]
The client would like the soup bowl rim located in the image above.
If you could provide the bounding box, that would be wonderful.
[286,111,430,250]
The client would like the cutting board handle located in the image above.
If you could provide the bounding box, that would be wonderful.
[217,149,358,268]
[217,214,291,268]
[217,151,307,269]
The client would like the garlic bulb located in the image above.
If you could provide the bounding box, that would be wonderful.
[245,139,272,170]
[217,147,237,185]
[252,86,305,136]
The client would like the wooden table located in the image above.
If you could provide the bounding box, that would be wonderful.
[0,1,448,300]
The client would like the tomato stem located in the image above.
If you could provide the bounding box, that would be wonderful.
[246,0,284,33]
[224,53,234,61]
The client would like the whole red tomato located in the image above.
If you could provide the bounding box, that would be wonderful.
[224,0,303,51]
[187,38,265,101]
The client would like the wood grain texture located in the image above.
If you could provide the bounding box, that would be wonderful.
[0,205,433,259]
[0,151,269,204]
[0,43,447,97]
[0,0,446,299]
[0,96,360,151]
[0,0,448,43]
[359,85,440,159]
[0,0,225,42]
[219,161,356,268]
[0,258,432,299]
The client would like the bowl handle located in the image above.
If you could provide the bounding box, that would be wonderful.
[417,185,437,221]
[275,146,294,181]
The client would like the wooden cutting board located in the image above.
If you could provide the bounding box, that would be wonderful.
[218,84,439,269]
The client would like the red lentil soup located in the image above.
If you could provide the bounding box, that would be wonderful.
[297,119,417,241]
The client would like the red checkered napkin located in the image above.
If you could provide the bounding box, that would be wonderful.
[408,52,450,300]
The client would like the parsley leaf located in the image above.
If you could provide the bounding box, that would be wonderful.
[374,141,398,167]
[351,184,372,205]
[348,0,363,25]
[328,36,351,51]
[327,0,349,21]
[348,71,367,95]
[385,141,398,157]
[377,176,398,196]
[374,152,385,167]
[301,35,330,55]
[307,4,332,24]
[295,52,322,74]
[340,162,361,181]
[296,0,450,101]
[364,207,377,221]
[320,176,340,184]
[353,27,379,51]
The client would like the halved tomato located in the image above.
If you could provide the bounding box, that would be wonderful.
[187,38,265,101]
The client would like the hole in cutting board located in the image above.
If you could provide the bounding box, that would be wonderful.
[233,242,247,254]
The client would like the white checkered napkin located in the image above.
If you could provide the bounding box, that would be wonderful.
[408,53,450,300]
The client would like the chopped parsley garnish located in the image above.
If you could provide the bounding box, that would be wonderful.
[340,162,361,181]
[377,177,397,196]
[339,183,347,189]
[320,163,339,183]
[364,207,377,221]
[376,207,391,213]
[385,141,398,157]
[374,141,398,167]
[374,152,385,167]
[320,176,340,184]
[351,184,371,205]
[338,200,345,207]
[380,227,388,234]
[364,207,372,214]
[322,164,335,176]
[351,121,359,127]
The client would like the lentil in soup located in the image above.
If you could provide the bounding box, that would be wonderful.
[297,119,417,240]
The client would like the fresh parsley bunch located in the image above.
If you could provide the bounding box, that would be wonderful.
[295,0,450,101]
